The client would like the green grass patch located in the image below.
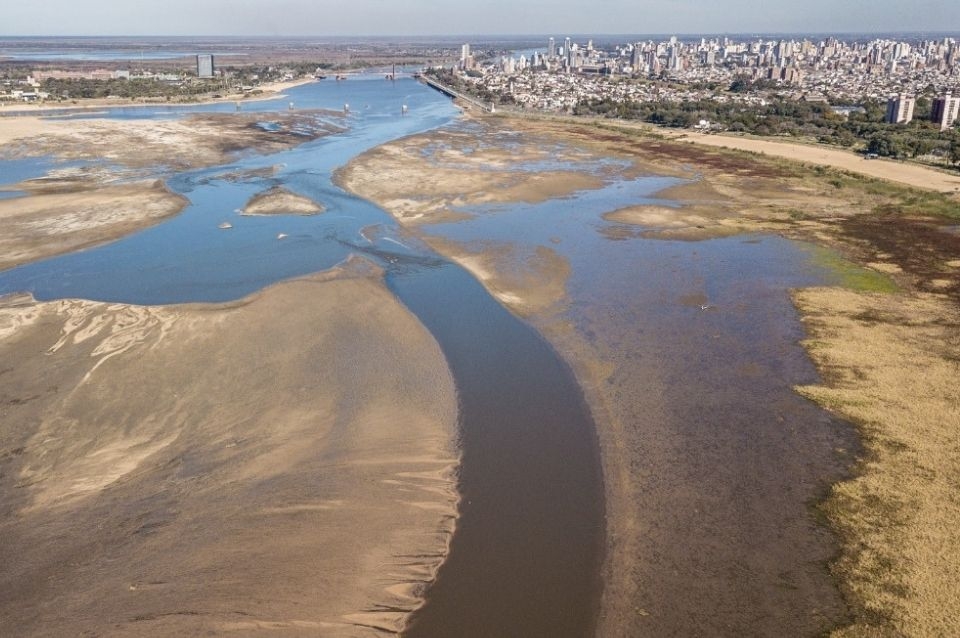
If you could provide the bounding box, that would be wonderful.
[873,191,960,220]
[805,245,900,293]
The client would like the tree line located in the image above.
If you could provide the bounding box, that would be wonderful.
[572,88,960,166]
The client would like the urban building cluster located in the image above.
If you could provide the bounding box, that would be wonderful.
[886,91,960,129]
[455,35,960,116]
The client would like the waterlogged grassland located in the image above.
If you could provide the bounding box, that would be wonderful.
[487,118,960,637]
[803,244,900,294]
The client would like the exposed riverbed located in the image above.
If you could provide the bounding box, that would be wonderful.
[0,77,606,636]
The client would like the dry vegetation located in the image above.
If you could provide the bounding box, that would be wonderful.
[795,289,960,637]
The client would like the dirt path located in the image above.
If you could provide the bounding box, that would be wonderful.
[666,131,960,194]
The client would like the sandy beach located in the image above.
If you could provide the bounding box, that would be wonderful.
[339,114,960,636]
[0,261,459,636]
[670,130,960,194]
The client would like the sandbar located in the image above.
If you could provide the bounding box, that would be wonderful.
[0,179,188,271]
[242,186,325,216]
[0,262,458,636]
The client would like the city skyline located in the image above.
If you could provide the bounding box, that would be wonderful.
[3,1,960,37]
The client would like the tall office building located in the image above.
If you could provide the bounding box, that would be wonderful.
[460,43,473,71]
[548,37,556,58]
[884,93,915,124]
[196,54,215,79]
[667,46,681,72]
[931,92,960,130]
[631,43,643,70]
[564,37,572,59]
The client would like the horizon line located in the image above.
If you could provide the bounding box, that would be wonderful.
[3,30,960,39]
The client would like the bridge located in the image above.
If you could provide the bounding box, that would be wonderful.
[418,75,495,113]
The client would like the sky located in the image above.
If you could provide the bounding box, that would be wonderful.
[3,0,960,37]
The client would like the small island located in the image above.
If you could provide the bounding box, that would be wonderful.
[242,186,325,216]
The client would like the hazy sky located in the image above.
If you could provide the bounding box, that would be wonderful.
[4,0,960,36]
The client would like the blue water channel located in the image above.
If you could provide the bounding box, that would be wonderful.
[0,77,455,303]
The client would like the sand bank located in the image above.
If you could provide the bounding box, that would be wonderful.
[336,128,603,227]
[0,110,343,271]
[0,179,188,271]
[0,110,343,169]
[670,131,960,194]
[422,236,570,317]
[242,186,325,216]
[0,262,458,636]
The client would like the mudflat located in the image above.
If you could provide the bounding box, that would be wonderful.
[0,263,458,636]
[339,114,960,636]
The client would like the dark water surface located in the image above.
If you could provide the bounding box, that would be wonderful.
[394,264,604,638]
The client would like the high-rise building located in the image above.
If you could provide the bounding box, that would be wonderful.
[196,54,214,79]
[667,46,681,71]
[931,92,960,130]
[631,43,643,70]
[647,50,660,75]
[459,44,473,71]
[548,37,556,58]
[885,93,915,124]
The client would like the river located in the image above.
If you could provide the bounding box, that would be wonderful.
[0,76,605,636]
